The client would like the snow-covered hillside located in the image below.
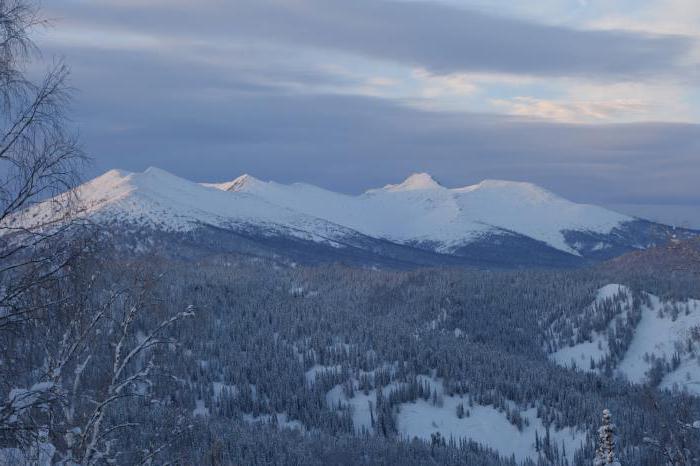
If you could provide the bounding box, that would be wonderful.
[6,167,360,248]
[6,167,654,262]
[314,371,584,463]
[205,171,631,255]
[551,284,634,371]
[552,285,700,394]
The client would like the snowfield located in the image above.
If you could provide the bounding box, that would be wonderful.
[7,167,634,256]
[552,284,700,394]
[324,375,584,463]
[618,293,700,386]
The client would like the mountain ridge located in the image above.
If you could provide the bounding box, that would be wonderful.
[6,167,698,268]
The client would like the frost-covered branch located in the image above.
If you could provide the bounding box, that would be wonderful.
[75,304,195,465]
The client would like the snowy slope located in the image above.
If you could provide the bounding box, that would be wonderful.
[324,375,584,463]
[7,168,647,259]
[6,168,363,247]
[552,285,700,394]
[618,294,700,385]
[204,171,632,255]
[551,284,633,371]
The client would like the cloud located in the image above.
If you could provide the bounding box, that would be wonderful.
[412,68,479,98]
[492,96,648,123]
[490,77,699,123]
[48,0,694,79]
[587,0,700,76]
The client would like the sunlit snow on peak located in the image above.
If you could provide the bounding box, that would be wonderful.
[377,173,444,192]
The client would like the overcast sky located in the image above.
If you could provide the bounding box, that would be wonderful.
[34,0,700,227]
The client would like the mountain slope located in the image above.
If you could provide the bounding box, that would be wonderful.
[205,171,625,254]
[551,284,700,395]
[7,168,697,267]
[204,171,694,259]
[18,167,362,247]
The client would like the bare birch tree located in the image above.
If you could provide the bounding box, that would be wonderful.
[0,0,86,332]
[0,0,88,457]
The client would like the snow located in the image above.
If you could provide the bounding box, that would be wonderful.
[377,173,444,192]
[212,381,237,400]
[618,294,700,384]
[220,172,629,255]
[9,167,352,247]
[193,399,209,417]
[223,171,630,255]
[325,376,584,463]
[597,283,630,301]
[552,284,700,392]
[551,284,631,371]
[325,380,405,433]
[305,364,342,386]
[660,357,700,395]
[8,168,633,256]
[399,402,582,464]
[395,378,583,464]
[448,180,627,255]
[242,412,305,431]
[552,337,609,371]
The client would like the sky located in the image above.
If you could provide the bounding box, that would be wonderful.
[32,0,700,227]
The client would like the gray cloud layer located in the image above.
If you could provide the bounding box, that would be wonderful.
[51,0,693,79]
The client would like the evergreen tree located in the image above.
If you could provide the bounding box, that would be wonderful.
[595,409,621,466]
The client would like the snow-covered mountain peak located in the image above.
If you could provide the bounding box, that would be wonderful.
[378,173,443,192]
[223,174,262,192]
[203,173,264,193]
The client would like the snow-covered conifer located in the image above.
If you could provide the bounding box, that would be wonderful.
[595,409,621,466]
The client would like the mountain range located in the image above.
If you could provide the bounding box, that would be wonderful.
[10,167,698,268]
